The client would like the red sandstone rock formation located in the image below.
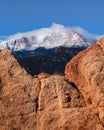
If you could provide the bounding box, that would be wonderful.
[65,38,104,128]
[0,39,104,130]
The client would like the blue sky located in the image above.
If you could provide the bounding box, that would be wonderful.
[0,0,104,36]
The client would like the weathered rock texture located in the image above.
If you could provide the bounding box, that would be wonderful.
[0,39,104,130]
[65,38,104,128]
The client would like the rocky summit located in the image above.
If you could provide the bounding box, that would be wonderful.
[0,39,104,130]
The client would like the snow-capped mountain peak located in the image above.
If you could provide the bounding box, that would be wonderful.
[0,24,97,51]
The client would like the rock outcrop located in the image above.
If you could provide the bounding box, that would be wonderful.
[0,38,104,130]
[65,38,104,127]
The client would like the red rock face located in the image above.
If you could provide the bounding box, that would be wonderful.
[65,38,104,128]
[65,38,104,107]
[0,40,104,130]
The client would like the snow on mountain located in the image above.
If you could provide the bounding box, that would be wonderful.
[0,24,101,51]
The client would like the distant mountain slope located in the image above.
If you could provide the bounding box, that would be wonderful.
[14,47,85,75]
[0,24,98,75]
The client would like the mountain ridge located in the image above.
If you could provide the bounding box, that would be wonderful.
[0,24,95,51]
